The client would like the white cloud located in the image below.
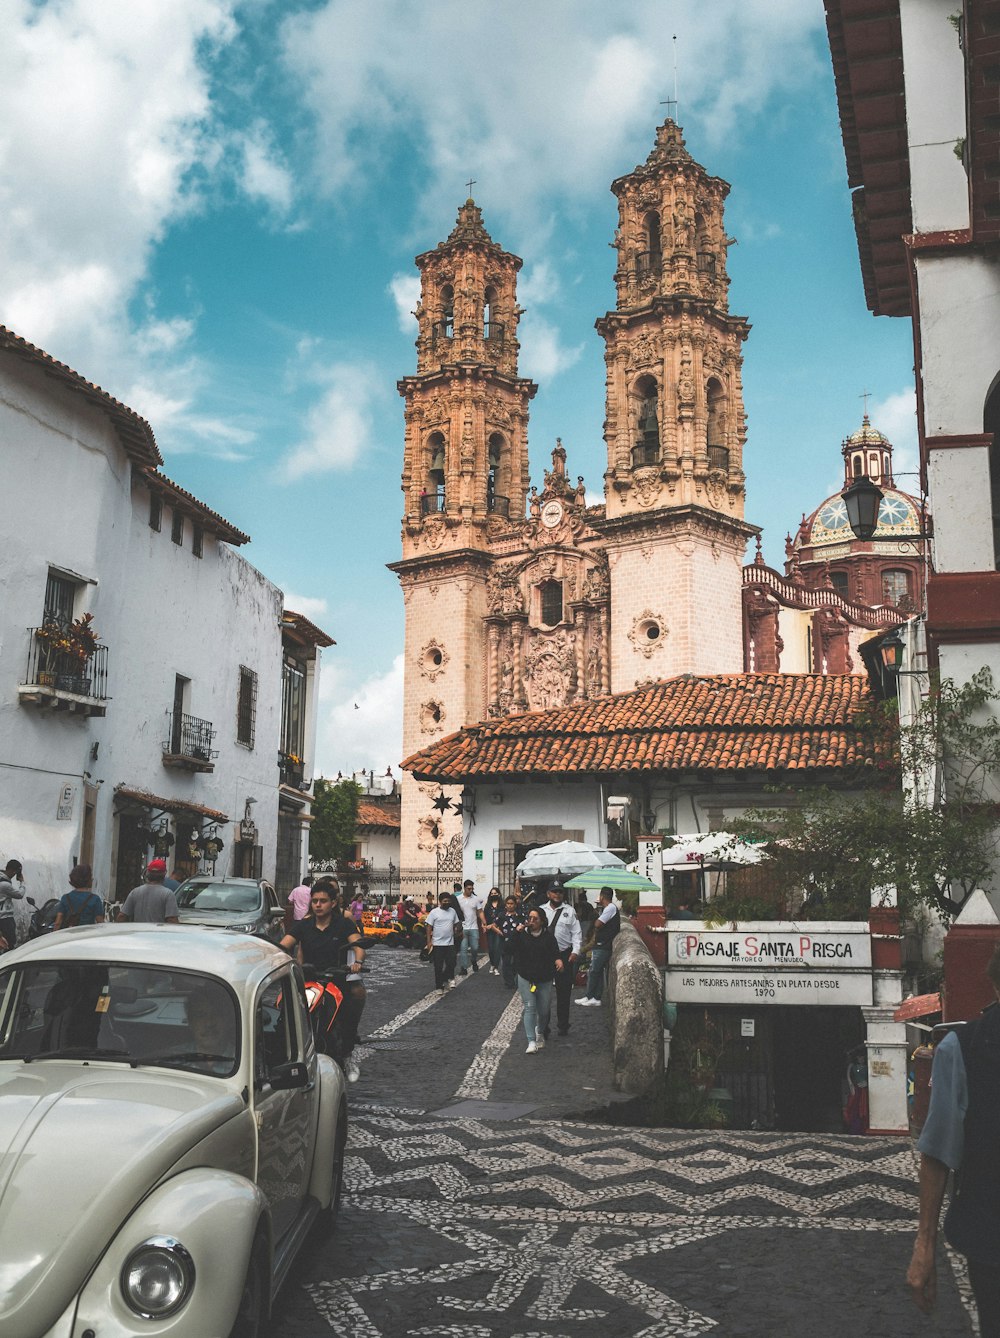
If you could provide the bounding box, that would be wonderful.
[280,360,381,479]
[281,0,822,238]
[520,261,561,307]
[871,388,920,488]
[518,316,584,382]
[388,273,421,334]
[283,592,330,621]
[316,654,404,776]
[239,120,294,215]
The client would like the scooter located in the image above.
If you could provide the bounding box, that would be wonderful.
[26,897,60,940]
[301,961,365,1066]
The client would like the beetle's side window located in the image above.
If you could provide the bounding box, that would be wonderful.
[255,974,297,1085]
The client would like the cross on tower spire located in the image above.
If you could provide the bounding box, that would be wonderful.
[465,177,477,197]
[860,388,872,418]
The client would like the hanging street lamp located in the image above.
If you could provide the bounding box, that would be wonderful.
[841,474,884,540]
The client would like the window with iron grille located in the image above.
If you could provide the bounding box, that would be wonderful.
[237,666,257,748]
[149,493,162,531]
[171,510,184,545]
[192,525,204,558]
[281,655,306,758]
[44,571,77,627]
[539,580,563,628]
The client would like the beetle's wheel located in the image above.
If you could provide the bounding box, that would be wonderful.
[228,1240,266,1338]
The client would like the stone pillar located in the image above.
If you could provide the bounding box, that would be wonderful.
[862,1003,909,1135]
[943,889,1000,1022]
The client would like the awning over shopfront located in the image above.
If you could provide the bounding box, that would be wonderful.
[662,832,764,870]
[113,784,229,824]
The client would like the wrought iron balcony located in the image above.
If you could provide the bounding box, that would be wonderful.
[162,712,217,772]
[19,627,110,718]
[278,752,306,788]
[707,445,730,472]
[421,489,446,516]
[632,442,661,468]
[635,250,662,280]
[484,321,505,342]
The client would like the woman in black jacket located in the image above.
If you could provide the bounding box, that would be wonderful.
[512,907,561,1054]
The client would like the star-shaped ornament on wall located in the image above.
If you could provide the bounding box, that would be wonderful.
[431,791,453,814]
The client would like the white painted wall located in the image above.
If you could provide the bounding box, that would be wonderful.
[0,350,299,904]
[917,256,1000,439]
[900,0,969,233]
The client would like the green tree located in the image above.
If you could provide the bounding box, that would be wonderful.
[309,778,363,865]
[717,670,1000,922]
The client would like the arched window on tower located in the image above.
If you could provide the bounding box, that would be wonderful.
[882,569,910,608]
[487,433,510,516]
[829,570,849,600]
[436,285,454,341]
[852,455,863,478]
[483,285,503,341]
[632,375,660,468]
[706,379,729,472]
[422,432,446,515]
[636,213,661,279]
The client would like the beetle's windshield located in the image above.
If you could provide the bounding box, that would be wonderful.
[177,882,262,914]
[0,962,239,1077]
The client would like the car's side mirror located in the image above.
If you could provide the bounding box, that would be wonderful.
[268,1060,310,1091]
[269,906,285,919]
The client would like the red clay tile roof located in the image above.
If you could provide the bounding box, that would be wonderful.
[144,469,250,546]
[403,674,890,781]
[113,785,229,824]
[0,325,162,467]
[356,798,401,831]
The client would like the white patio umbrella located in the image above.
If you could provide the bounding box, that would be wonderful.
[515,840,625,881]
[661,832,764,870]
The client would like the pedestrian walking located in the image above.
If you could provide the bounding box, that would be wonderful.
[116,859,180,924]
[53,865,105,929]
[0,859,26,950]
[455,879,486,974]
[540,884,582,1035]
[425,892,461,991]
[287,874,314,922]
[576,886,620,1007]
[512,907,560,1054]
[907,946,1000,1333]
[482,887,505,975]
[498,895,525,988]
[349,893,364,929]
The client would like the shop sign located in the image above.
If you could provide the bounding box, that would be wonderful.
[56,784,76,821]
[669,929,872,970]
[668,970,874,1007]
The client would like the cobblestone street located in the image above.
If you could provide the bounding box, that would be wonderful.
[270,947,976,1338]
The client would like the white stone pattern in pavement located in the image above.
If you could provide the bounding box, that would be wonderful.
[290,1110,976,1338]
[453,991,523,1100]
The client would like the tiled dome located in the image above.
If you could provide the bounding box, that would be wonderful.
[805,488,922,547]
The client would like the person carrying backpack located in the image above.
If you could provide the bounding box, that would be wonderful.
[53,865,105,929]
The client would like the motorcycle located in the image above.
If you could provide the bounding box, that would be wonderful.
[26,897,60,940]
[301,949,368,1067]
[384,913,425,949]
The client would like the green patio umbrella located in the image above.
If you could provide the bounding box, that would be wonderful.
[563,867,659,894]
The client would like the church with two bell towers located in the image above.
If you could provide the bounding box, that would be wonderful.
[391,119,762,874]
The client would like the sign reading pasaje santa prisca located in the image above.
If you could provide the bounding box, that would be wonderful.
[666,922,874,1007]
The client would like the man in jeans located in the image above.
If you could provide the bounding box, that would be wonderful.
[576,886,619,1007]
[541,884,582,1035]
[455,879,486,975]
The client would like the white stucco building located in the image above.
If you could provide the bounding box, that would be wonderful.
[0,326,331,905]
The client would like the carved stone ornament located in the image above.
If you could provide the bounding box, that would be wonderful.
[487,566,524,615]
[628,610,667,658]
[419,700,446,734]
[632,467,662,508]
[524,628,576,711]
[416,814,444,853]
[626,334,658,369]
[420,639,449,681]
[423,518,446,551]
[582,558,610,602]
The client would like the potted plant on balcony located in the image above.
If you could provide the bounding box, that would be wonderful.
[57,614,99,693]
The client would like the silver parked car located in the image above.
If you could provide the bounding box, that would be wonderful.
[175,875,285,942]
[0,925,347,1337]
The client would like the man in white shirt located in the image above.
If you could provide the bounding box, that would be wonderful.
[456,879,486,975]
[425,893,461,991]
[540,884,582,1036]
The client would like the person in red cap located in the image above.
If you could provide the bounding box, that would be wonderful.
[116,859,179,924]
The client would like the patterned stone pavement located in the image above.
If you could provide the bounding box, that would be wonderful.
[269,944,976,1338]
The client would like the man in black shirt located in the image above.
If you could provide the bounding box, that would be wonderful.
[280,884,366,1082]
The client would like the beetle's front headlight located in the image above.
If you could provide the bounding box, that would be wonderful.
[121,1237,195,1318]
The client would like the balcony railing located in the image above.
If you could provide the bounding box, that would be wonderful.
[162,712,217,772]
[635,250,662,280]
[707,445,730,472]
[421,489,446,516]
[484,321,505,342]
[632,442,661,468]
[19,627,110,717]
[279,752,306,788]
[487,493,510,517]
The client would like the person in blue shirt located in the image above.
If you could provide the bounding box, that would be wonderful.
[908,946,1000,1333]
[53,865,105,929]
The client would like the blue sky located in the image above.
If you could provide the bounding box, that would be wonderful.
[1,1,917,777]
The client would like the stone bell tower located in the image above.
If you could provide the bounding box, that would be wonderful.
[594,120,758,690]
[391,199,537,879]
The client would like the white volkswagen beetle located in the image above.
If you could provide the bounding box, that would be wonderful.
[0,925,347,1337]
